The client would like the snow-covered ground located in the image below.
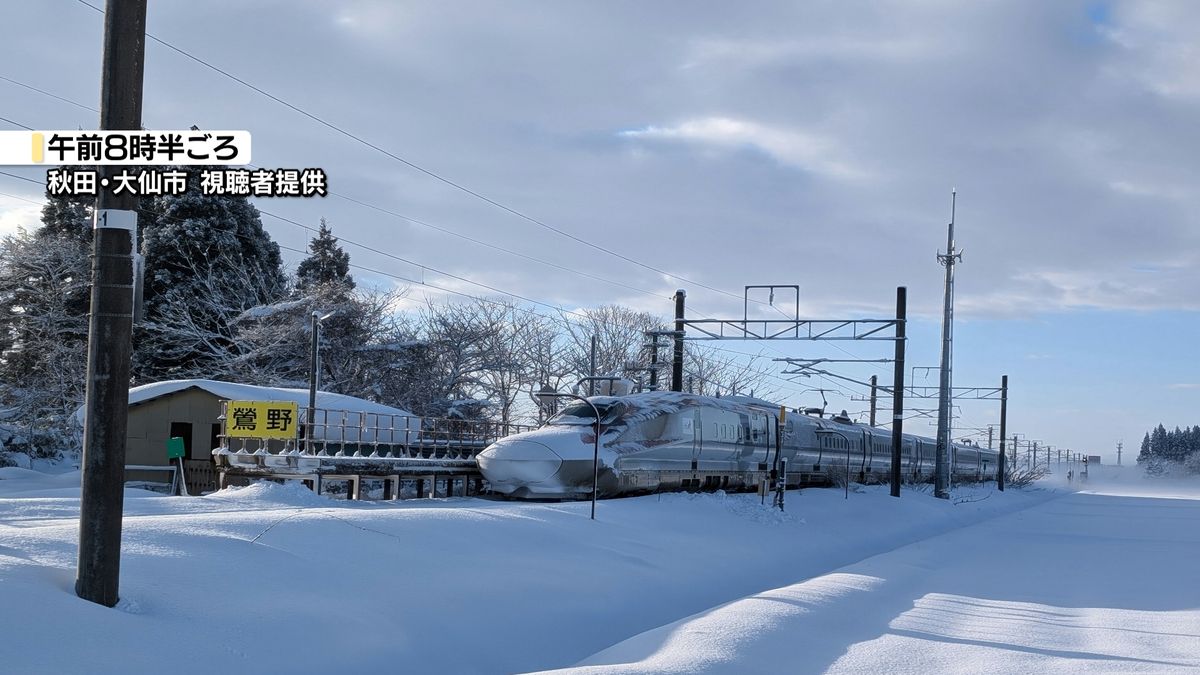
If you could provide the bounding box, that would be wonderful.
[549,468,1200,674]
[0,465,1191,673]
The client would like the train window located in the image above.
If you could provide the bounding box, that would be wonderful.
[548,401,626,426]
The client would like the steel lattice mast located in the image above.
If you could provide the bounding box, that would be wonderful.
[934,191,962,500]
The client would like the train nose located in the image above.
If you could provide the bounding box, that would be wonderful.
[478,440,564,484]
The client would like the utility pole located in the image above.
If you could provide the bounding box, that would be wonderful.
[997,375,1007,491]
[934,190,961,500]
[1117,440,1123,466]
[308,311,319,448]
[889,287,906,498]
[671,290,685,392]
[76,0,147,608]
[869,375,878,427]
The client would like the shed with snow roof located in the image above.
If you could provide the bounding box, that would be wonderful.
[75,379,414,493]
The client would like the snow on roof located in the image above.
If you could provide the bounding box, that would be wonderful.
[125,379,413,417]
[73,379,414,429]
[585,391,780,425]
[68,379,421,445]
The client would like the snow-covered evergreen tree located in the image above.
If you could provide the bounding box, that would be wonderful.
[231,283,412,401]
[134,169,287,380]
[38,184,92,246]
[0,227,91,458]
[295,218,353,293]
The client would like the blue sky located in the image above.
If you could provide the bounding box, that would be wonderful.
[1,0,1197,462]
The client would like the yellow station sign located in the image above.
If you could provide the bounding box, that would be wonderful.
[225,400,300,440]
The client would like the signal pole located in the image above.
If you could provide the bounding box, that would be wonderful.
[934,190,961,500]
[76,0,147,607]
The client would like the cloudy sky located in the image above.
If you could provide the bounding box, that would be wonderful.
[1,0,1197,462]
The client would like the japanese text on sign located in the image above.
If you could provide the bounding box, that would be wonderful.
[225,400,299,440]
[45,167,327,197]
[0,130,251,165]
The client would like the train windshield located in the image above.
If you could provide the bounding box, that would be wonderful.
[548,401,626,426]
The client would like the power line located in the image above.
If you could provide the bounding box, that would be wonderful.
[327,192,677,302]
[0,99,686,323]
[2,79,819,401]
[0,170,814,404]
[71,0,769,306]
[0,114,34,130]
[0,74,99,113]
[258,208,590,316]
[0,170,42,186]
[2,89,683,310]
[0,179,809,403]
[0,53,871,407]
[0,190,44,206]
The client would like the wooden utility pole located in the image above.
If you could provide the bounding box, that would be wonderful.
[76,0,147,607]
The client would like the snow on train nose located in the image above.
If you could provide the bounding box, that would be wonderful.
[478,439,564,486]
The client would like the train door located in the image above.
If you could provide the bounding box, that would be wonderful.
[745,412,769,469]
[860,428,872,478]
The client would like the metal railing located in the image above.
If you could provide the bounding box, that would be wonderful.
[216,402,533,463]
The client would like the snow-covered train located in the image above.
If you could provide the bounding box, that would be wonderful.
[477,391,998,498]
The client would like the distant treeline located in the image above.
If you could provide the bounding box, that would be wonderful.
[1137,424,1200,474]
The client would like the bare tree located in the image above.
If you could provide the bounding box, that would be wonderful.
[560,305,666,389]
[684,344,781,400]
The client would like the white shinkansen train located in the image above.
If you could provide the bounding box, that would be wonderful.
[477,391,998,498]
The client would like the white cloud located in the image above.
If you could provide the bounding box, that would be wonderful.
[1108,180,1190,201]
[0,195,43,236]
[682,36,934,70]
[1100,3,1200,101]
[620,117,864,179]
[957,266,1200,317]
